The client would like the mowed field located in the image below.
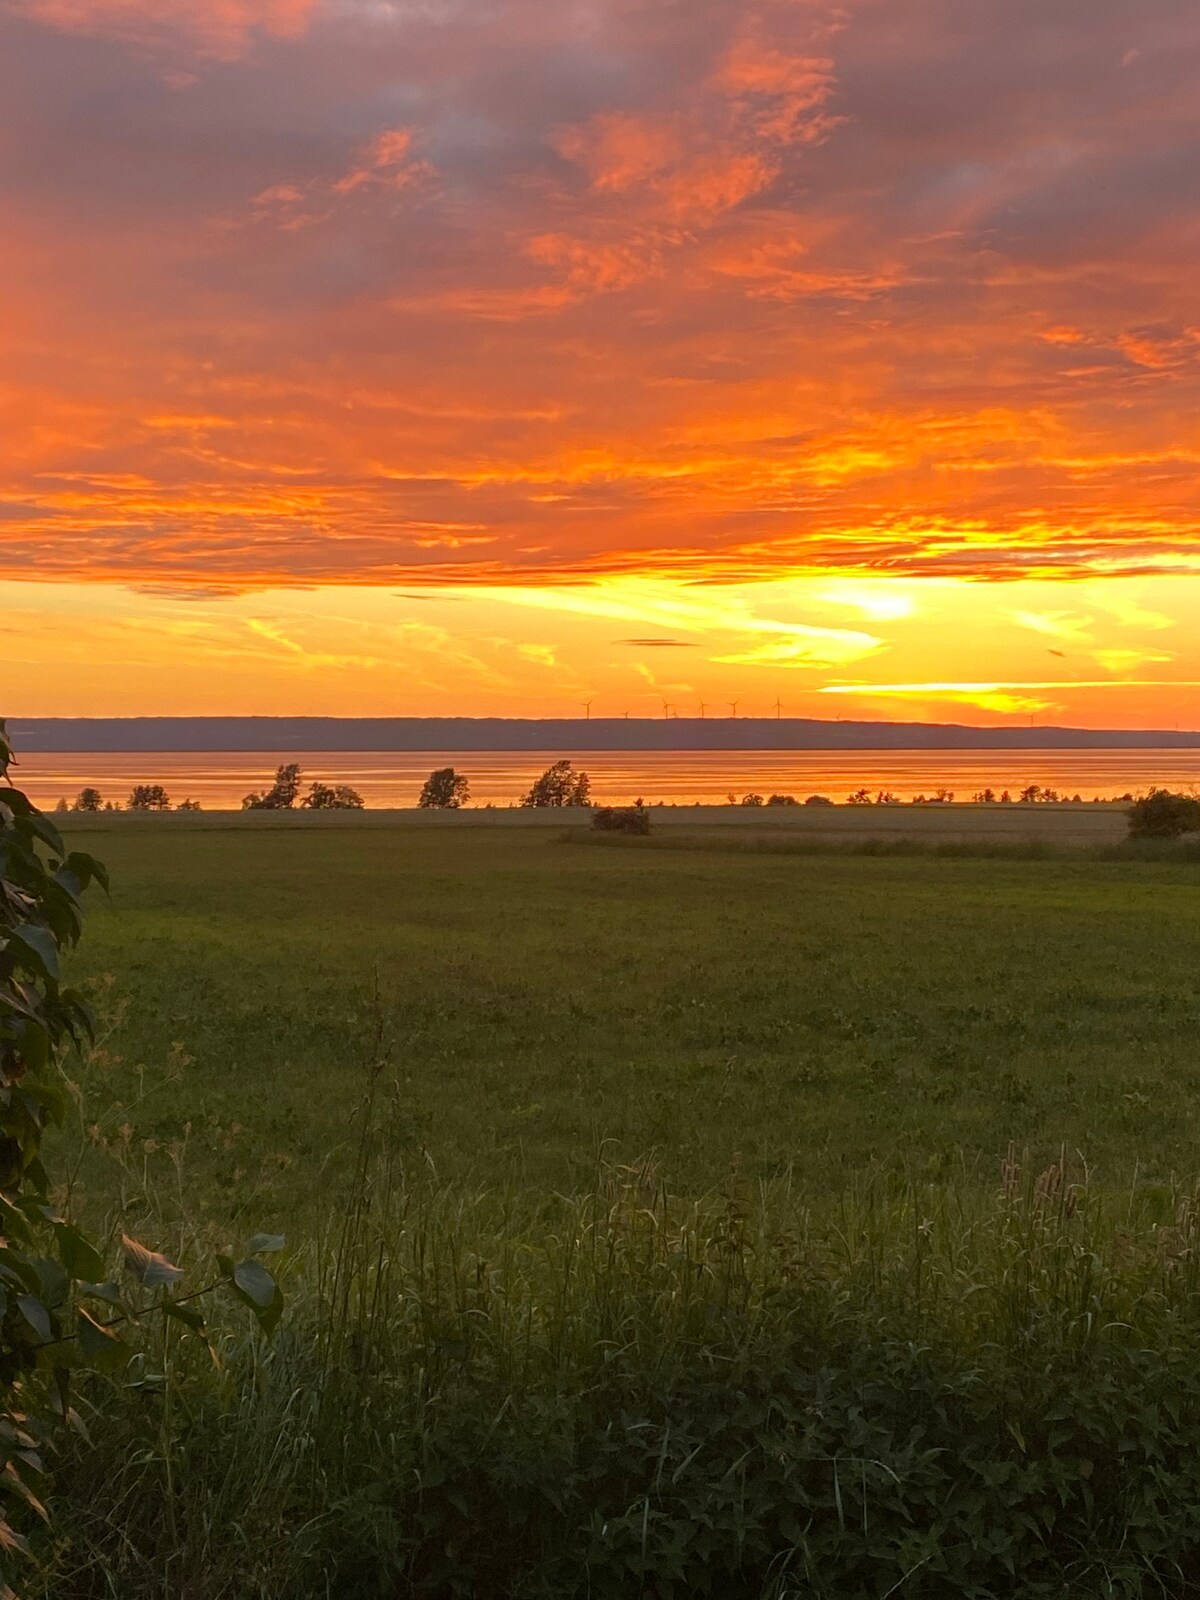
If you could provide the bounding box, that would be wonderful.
[54,813,1200,1228]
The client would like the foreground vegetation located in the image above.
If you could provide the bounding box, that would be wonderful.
[17,810,1200,1596]
[37,1135,1200,1599]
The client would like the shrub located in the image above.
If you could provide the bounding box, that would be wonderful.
[418,767,470,809]
[302,783,365,810]
[765,793,797,806]
[127,784,170,810]
[1127,787,1200,840]
[520,760,591,808]
[592,806,651,836]
[804,794,834,806]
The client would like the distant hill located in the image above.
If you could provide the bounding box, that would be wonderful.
[8,716,1200,752]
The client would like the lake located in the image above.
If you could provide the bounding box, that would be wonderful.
[17,747,1200,810]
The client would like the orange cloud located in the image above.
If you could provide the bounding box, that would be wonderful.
[2,0,1200,617]
[332,128,431,196]
[716,39,841,143]
[12,0,315,58]
[553,113,683,192]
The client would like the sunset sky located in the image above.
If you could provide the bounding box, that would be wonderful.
[4,0,1200,725]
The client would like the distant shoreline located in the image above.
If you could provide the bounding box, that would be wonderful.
[9,716,1200,753]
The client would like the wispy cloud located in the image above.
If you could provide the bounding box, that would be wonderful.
[615,637,697,647]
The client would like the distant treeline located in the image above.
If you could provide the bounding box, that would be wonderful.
[57,760,1150,813]
[56,763,366,813]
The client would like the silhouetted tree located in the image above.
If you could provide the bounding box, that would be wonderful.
[847,789,872,805]
[1127,788,1200,840]
[520,760,591,807]
[72,787,102,812]
[128,784,170,810]
[741,793,764,807]
[177,798,202,811]
[302,782,365,810]
[243,763,303,810]
[766,793,798,806]
[418,768,470,809]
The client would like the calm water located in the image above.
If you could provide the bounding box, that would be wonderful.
[17,748,1200,809]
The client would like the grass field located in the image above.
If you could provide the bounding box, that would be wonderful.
[57,813,1200,1226]
[29,813,1200,1599]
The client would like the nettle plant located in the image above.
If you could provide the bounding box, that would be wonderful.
[0,719,283,1594]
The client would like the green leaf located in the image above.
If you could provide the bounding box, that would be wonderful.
[76,1280,123,1307]
[4,926,59,983]
[121,1235,184,1289]
[24,1078,69,1121]
[231,1259,275,1308]
[16,1295,51,1343]
[22,808,65,857]
[256,1283,285,1338]
[246,1233,286,1254]
[56,1223,105,1284]
[163,1300,206,1332]
[75,1307,125,1368]
[226,1260,284,1336]
[65,851,109,894]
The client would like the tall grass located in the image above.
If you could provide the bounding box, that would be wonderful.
[567,828,1200,862]
[34,1072,1200,1599]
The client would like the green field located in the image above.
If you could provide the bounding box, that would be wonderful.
[60,817,1200,1224]
[29,816,1200,1599]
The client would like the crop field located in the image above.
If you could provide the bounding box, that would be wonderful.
[57,813,1200,1227]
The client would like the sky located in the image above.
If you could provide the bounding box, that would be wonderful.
[4,0,1200,725]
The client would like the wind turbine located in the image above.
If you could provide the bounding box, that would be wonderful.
[662,700,674,720]
[774,697,783,720]
[698,701,708,719]
[582,699,593,720]
[728,700,740,719]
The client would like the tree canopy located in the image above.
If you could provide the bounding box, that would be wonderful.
[302,782,365,810]
[243,763,303,810]
[418,768,470,809]
[128,784,171,810]
[520,760,591,808]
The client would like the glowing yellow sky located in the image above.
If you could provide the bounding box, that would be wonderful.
[7,574,1200,728]
[4,0,1200,723]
